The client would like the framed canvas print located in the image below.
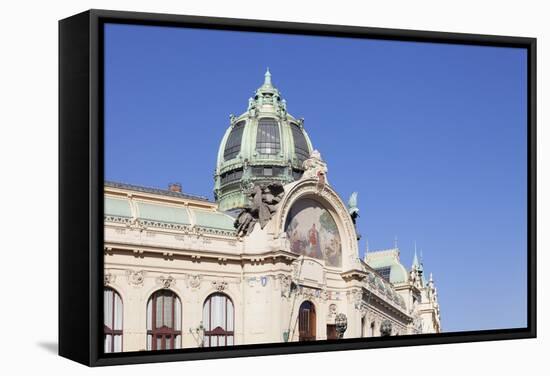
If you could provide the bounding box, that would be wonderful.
[59,9,536,366]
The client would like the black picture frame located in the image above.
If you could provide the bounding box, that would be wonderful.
[59,9,537,367]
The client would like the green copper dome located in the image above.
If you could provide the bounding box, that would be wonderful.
[214,69,314,211]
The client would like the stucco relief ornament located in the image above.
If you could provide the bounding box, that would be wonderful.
[157,275,175,289]
[104,272,115,286]
[301,150,328,191]
[278,274,292,298]
[212,280,228,291]
[234,182,285,237]
[188,274,202,289]
[126,270,146,287]
[129,218,147,232]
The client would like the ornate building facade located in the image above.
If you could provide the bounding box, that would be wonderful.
[103,71,441,352]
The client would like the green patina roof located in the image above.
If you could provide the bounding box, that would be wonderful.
[214,69,314,211]
[366,249,409,284]
[104,192,236,233]
[136,202,191,225]
[192,209,235,231]
[105,197,132,218]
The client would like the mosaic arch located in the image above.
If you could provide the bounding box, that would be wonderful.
[284,198,342,267]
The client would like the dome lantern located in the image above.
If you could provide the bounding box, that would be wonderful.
[214,69,314,211]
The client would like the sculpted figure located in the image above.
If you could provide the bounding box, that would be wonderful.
[235,182,285,236]
[302,150,328,185]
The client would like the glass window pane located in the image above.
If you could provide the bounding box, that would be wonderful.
[104,289,113,328]
[164,294,173,328]
[203,299,210,331]
[147,297,153,330]
[156,336,162,350]
[114,292,123,330]
[104,334,112,353]
[212,295,224,329]
[175,296,181,331]
[224,121,245,160]
[113,334,122,352]
[227,299,234,332]
[291,123,309,163]
[155,295,163,329]
[256,118,280,155]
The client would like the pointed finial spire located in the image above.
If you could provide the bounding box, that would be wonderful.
[412,246,420,269]
[264,67,272,85]
[394,235,398,249]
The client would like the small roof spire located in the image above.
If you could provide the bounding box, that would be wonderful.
[264,67,272,85]
[412,244,420,269]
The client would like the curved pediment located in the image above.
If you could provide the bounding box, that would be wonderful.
[270,179,361,271]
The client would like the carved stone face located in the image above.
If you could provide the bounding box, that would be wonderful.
[380,319,393,336]
[335,313,348,334]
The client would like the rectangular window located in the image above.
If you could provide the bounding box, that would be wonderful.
[256,118,280,155]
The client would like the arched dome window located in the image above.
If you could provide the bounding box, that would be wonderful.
[146,290,182,350]
[256,118,280,155]
[224,121,245,160]
[202,293,234,347]
[290,123,310,163]
[104,287,123,353]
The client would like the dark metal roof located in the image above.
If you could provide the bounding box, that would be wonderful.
[104,181,212,202]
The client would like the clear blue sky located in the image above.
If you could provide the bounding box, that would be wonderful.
[104,23,527,333]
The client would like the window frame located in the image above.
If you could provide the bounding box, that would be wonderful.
[104,287,123,353]
[298,300,316,341]
[223,120,246,160]
[203,293,235,347]
[290,122,310,163]
[255,118,281,155]
[147,290,182,351]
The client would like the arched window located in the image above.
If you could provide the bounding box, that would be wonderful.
[256,118,280,155]
[203,293,234,347]
[370,321,375,337]
[104,287,123,353]
[146,290,182,350]
[298,301,316,341]
[361,316,366,338]
[290,123,310,163]
[224,121,245,160]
